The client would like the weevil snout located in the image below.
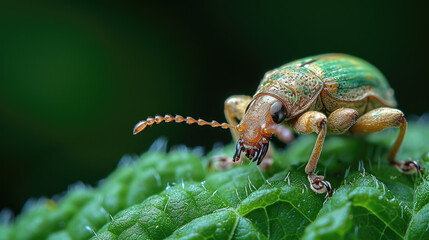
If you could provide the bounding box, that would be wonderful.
[232,95,293,164]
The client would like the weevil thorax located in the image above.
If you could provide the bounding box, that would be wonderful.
[256,66,323,119]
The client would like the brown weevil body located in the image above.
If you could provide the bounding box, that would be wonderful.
[134,53,424,197]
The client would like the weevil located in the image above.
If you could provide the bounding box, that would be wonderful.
[133,53,424,197]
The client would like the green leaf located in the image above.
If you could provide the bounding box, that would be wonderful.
[1,122,429,239]
[407,180,429,240]
[301,203,352,239]
[304,172,413,239]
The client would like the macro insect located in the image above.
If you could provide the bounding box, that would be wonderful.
[134,53,424,197]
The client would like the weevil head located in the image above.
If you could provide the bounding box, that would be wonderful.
[233,94,288,164]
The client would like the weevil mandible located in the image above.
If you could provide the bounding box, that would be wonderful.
[134,53,424,197]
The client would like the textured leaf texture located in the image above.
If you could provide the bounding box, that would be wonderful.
[1,122,429,240]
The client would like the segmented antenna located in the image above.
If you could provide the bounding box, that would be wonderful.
[133,114,238,135]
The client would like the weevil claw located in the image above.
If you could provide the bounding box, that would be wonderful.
[308,174,332,197]
[321,180,333,198]
[395,159,425,175]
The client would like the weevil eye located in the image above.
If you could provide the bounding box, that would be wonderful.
[270,101,286,124]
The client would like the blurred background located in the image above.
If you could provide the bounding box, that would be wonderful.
[1,1,428,214]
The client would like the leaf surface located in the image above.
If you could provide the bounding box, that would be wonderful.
[1,122,429,240]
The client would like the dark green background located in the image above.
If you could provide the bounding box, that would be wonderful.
[1,1,428,214]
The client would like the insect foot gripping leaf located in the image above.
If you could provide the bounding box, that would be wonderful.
[1,121,429,240]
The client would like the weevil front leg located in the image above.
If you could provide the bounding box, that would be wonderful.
[349,107,424,174]
[289,111,333,197]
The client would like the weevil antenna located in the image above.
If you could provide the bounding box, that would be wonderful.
[263,124,294,143]
[133,114,239,135]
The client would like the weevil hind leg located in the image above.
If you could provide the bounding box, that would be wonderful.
[289,111,333,197]
[349,107,424,174]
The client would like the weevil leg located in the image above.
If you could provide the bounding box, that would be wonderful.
[289,111,333,197]
[327,108,359,135]
[349,107,424,174]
